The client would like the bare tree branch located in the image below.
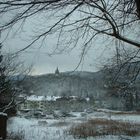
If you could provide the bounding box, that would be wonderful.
[0,0,139,54]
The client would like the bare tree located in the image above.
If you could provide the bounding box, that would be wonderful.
[102,47,140,110]
[0,43,32,115]
[0,0,140,56]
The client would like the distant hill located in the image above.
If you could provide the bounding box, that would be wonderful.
[15,69,140,110]
[18,71,107,98]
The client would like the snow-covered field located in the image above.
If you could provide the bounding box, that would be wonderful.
[7,109,140,140]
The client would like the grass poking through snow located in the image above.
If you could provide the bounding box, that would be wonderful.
[68,118,140,138]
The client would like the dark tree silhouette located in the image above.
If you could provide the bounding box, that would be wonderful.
[0,43,32,115]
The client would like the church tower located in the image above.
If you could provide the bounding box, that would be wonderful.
[55,67,60,75]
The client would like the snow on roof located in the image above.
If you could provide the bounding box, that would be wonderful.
[26,95,90,102]
[27,95,45,101]
[46,96,61,101]
[27,95,61,101]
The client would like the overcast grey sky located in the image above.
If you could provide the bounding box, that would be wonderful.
[3,37,115,75]
[0,1,139,75]
[1,10,116,75]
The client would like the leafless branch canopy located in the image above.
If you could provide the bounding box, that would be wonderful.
[0,0,140,54]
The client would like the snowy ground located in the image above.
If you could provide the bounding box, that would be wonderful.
[7,109,140,140]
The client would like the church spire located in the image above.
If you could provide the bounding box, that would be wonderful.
[55,67,60,75]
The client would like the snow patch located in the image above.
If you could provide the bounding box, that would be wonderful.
[0,112,7,116]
